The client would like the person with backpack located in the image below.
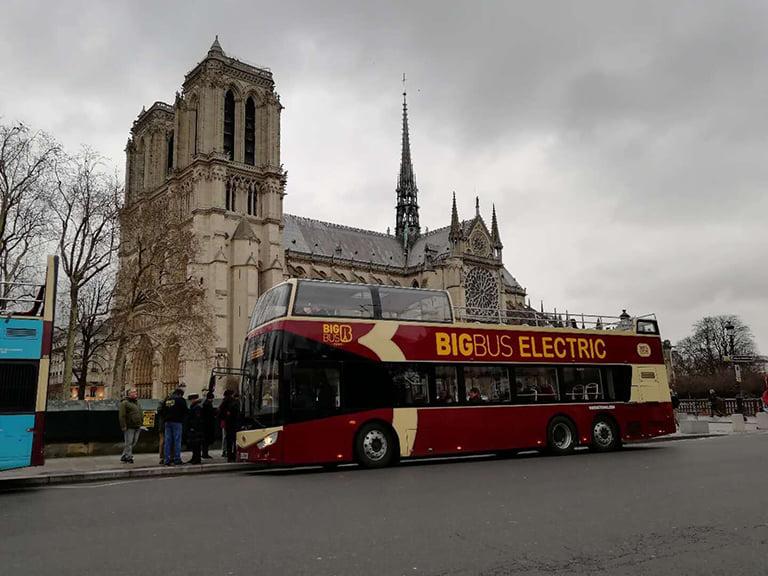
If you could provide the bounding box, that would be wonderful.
[118,388,142,464]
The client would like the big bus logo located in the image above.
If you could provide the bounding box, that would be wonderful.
[322,323,353,345]
[637,343,652,358]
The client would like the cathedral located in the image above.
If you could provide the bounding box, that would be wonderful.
[122,38,527,398]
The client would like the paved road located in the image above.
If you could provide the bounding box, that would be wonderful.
[1,435,766,576]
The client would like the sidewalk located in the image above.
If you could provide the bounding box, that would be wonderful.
[0,451,260,488]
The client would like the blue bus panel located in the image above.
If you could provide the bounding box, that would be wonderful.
[0,318,43,360]
[0,414,34,470]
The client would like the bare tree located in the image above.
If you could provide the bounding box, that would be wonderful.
[673,315,759,397]
[675,315,757,376]
[111,196,212,395]
[52,148,121,396]
[73,273,115,399]
[0,121,60,307]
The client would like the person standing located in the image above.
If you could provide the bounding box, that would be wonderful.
[201,392,216,459]
[185,394,203,464]
[218,389,240,462]
[163,388,188,466]
[218,389,234,458]
[118,388,142,464]
[762,385,768,413]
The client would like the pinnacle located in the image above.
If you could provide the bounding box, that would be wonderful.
[208,35,225,57]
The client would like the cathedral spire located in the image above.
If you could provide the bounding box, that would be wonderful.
[491,203,502,249]
[395,74,420,248]
[449,192,462,244]
[208,35,225,58]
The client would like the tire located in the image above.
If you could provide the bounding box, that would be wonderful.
[547,416,577,455]
[590,417,620,452]
[355,422,396,468]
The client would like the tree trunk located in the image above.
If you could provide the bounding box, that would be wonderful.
[77,337,90,400]
[62,285,79,400]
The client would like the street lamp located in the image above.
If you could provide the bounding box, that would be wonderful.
[724,321,742,414]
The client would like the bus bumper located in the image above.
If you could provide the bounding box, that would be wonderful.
[236,427,283,464]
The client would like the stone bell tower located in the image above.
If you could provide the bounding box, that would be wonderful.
[123,38,287,396]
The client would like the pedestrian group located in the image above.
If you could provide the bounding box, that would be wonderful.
[119,386,240,465]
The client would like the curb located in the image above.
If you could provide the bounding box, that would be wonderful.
[0,461,264,489]
[636,433,727,443]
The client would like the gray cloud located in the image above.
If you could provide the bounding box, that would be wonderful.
[1,0,765,350]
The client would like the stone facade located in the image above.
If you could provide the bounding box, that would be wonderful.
[120,39,527,398]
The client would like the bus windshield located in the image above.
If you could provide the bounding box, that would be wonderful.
[241,332,281,427]
[249,283,292,331]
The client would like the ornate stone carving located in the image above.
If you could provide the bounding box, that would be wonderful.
[465,266,499,315]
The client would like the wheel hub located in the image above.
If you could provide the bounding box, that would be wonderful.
[363,430,387,461]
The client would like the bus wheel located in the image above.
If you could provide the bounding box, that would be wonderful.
[355,423,395,468]
[547,416,576,455]
[590,417,620,452]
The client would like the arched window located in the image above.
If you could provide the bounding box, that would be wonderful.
[166,132,174,174]
[223,90,235,159]
[226,180,235,211]
[247,183,256,216]
[132,339,153,399]
[162,342,180,399]
[245,97,255,165]
[412,280,420,288]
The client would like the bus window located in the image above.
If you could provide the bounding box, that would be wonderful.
[290,362,341,415]
[293,281,374,319]
[388,365,429,406]
[249,284,291,330]
[343,362,391,410]
[463,365,510,403]
[378,287,452,323]
[602,366,632,402]
[561,366,603,402]
[514,366,558,403]
[0,362,39,413]
[434,366,458,404]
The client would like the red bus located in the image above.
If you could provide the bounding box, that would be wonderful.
[236,279,675,468]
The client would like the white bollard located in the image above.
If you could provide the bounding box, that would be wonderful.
[757,412,768,430]
[731,413,746,433]
[680,419,709,434]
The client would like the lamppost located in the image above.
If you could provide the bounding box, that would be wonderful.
[725,321,742,414]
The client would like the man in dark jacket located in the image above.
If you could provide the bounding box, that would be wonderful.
[218,390,240,462]
[163,388,188,465]
[185,394,203,464]
[119,388,142,464]
[201,392,216,459]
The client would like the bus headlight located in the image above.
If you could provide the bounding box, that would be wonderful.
[257,432,279,449]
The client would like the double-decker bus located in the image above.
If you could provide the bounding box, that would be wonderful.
[236,279,674,468]
[0,256,58,471]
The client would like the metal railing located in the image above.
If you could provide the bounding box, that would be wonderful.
[0,281,45,316]
[453,306,649,331]
[679,398,763,418]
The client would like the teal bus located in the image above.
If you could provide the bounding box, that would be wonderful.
[0,256,58,471]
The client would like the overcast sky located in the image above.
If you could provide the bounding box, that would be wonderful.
[1,0,766,352]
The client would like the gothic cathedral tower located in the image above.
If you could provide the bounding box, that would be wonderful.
[123,38,286,397]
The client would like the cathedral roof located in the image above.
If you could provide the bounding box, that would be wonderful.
[283,214,406,267]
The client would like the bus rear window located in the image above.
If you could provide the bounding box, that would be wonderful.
[293,281,374,319]
[0,362,39,413]
[249,284,291,330]
[378,287,453,323]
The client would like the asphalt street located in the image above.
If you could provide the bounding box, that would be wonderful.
[1,434,766,576]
